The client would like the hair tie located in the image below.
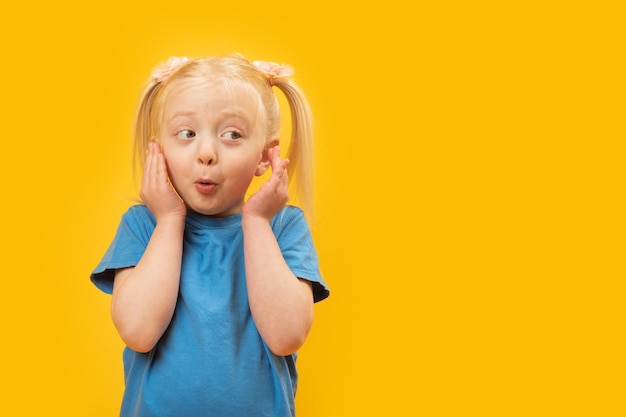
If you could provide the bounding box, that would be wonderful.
[253,60,294,87]
[152,56,190,83]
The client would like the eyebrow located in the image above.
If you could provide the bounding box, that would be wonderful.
[216,108,250,119]
[168,110,196,121]
[168,108,250,122]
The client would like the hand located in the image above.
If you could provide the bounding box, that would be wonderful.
[243,146,290,222]
[140,142,187,222]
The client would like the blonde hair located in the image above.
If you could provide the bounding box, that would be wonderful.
[133,54,315,221]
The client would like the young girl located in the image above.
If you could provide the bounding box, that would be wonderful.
[91,54,329,417]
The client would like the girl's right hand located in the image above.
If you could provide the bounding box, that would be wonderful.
[140,142,187,222]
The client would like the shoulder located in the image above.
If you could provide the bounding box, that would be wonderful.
[270,206,307,233]
[123,204,155,224]
[270,206,315,246]
[271,205,304,226]
[125,203,152,217]
[119,204,156,235]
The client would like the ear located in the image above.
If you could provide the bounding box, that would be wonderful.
[255,139,279,176]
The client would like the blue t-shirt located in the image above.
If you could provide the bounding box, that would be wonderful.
[91,205,329,417]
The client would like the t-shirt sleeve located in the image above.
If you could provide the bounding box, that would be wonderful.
[90,205,155,294]
[272,207,330,303]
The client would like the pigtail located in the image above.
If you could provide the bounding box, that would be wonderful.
[273,79,315,223]
[132,81,160,190]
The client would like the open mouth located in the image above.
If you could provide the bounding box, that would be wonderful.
[195,181,217,194]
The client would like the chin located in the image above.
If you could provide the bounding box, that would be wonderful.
[188,204,242,218]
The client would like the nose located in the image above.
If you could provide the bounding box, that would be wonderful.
[196,137,217,166]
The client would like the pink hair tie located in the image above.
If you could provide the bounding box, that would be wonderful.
[253,60,294,86]
[151,56,190,83]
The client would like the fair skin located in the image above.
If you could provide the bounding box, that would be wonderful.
[111,81,313,355]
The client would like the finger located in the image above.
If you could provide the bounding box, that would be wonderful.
[277,160,289,181]
[269,145,283,168]
[279,167,289,187]
[156,148,168,183]
[143,143,155,185]
[269,147,288,175]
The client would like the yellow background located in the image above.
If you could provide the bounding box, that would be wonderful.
[1,1,623,416]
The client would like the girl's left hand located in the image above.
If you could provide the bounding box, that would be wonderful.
[243,146,289,222]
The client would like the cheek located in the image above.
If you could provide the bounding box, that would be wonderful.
[227,156,262,187]
[161,152,186,181]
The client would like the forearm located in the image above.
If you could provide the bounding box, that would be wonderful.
[111,217,184,352]
[242,215,314,356]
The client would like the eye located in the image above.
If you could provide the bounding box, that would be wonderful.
[223,130,242,140]
[176,129,196,140]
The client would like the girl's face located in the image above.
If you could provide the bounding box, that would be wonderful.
[158,81,270,217]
